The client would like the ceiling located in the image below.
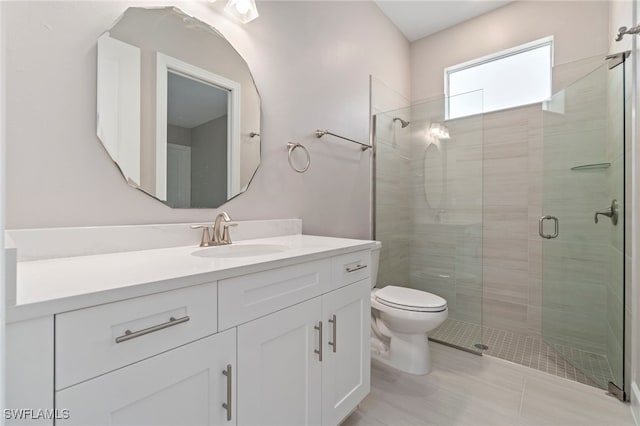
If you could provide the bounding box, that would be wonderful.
[374,0,515,42]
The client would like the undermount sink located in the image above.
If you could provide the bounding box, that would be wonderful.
[191,244,288,258]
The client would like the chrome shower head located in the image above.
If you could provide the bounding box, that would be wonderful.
[616,26,627,41]
[393,117,410,128]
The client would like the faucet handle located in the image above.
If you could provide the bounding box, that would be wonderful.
[221,223,238,244]
[191,224,212,247]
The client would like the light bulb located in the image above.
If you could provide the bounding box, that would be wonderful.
[235,0,250,14]
[224,0,259,23]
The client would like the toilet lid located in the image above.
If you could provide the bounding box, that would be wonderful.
[375,286,447,312]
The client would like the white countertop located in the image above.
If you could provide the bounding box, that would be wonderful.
[9,234,376,322]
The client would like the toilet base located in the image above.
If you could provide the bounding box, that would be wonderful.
[371,332,432,375]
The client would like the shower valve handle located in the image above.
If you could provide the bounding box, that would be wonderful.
[594,199,619,225]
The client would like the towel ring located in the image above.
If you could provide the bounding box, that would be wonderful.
[287,142,310,173]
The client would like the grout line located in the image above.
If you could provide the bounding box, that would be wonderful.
[518,378,527,416]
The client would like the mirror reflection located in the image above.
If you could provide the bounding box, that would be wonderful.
[97,7,261,208]
[424,142,443,210]
[166,72,229,208]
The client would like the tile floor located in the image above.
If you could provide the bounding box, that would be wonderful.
[430,318,613,389]
[342,342,633,426]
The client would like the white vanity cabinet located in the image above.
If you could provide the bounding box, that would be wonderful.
[53,282,234,426]
[321,280,371,426]
[6,242,373,426]
[57,329,236,426]
[237,297,323,426]
[55,282,218,390]
[237,280,370,426]
[230,253,372,426]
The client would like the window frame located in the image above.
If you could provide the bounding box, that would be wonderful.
[444,36,554,120]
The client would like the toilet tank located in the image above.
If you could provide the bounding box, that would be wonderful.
[370,241,382,289]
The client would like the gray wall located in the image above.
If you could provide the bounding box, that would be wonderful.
[191,116,227,208]
[5,1,410,238]
[167,125,191,147]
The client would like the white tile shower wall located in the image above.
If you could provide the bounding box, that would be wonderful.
[4,1,410,239]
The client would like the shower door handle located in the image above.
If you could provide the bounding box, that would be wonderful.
[539,216,559,239]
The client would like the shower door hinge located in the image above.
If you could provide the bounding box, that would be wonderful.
[607,381,627,402]
[606,51,631,70]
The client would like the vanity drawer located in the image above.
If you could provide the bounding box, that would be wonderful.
[218,258,331,330]
[331,250,371,289]
[55,282,217,390]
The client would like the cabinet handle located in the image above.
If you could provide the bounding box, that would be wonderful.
[222,364,232,421]
[115,315,190,343]
[328,314,337,353]
[345,264,367,273]
[314,321,323,362]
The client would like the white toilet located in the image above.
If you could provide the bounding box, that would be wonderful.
[370,242,448,375]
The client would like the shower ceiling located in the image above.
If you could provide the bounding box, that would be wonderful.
[374,0,514,42]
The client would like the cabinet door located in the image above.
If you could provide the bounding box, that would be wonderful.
[57,329,236,426]
[321,279,371,426]
[237,298,322,426]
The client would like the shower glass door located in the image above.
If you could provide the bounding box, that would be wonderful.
[541,60,625,392]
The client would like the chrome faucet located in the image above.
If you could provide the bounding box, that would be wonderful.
[191,212,237,247]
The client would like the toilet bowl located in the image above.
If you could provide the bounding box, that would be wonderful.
[370,242,448,375]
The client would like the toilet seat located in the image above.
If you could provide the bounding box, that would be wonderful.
[375,286,447,313]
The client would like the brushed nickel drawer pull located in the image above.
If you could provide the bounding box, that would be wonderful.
[345,264,367,273]
[222,364,232,421]
[115,315,190,343]
[314,321,323,362]
[328,314,337,353]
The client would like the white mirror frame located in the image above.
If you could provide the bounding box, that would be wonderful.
[155,52,241,201]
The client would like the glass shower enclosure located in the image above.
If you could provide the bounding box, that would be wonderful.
[373,90,485,354]
[373,54,627,396]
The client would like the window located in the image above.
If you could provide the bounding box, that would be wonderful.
[445,36,553,119]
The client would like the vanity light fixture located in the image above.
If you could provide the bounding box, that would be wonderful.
[225,0,259,23]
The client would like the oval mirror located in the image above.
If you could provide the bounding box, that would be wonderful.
[423,143,443,210]
[97,7,261,208]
